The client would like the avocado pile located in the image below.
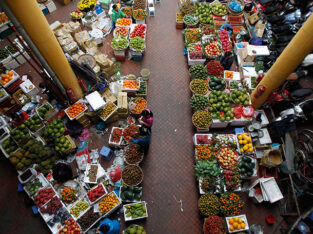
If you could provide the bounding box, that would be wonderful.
[10,124,30,144]
[44,117,65,139]
[37,103,52,119]
[209,77,226,91]
[124,225,146,234]
[1,136,18,155]
[195,2,213,25]
[238,156,255,178]
[120,186,142,201]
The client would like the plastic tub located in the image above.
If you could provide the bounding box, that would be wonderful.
[140,68,150,81]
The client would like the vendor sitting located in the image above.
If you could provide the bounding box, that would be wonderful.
[131,126,151,154]
[97,218,120,234]
[220,51,234,70]
[112,4,126,27]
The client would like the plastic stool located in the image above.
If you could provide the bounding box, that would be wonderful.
[32,206,39,215]
[18,183,24,192]
[148,7,155,17]
[100,146,113,161]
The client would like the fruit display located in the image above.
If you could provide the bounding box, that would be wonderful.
[114,27,129,37]
[100,102,117,120]
[216,147,238,170]
[122,165,143,186]
[208,76,226,91]
[34,187,55,207]
[55,136,72,153]
[198,193,220,216]
[190,94,209,110]
[47,207,71,230]
[237,133,253,153]
[109,127,123,144]
[1,136,18,155]
[61,187,78,204]
[123,124,140,141]
[238,156,256,178]
[98,192,120,214]
[206,60,224,76]
[121,7,133,17]
[130,24,146,39]
[124,143,144,165]
[70,199,89,218]
[111,36,128,50]
[187,43,202,53]
[137,81,147,95]
[0,12,8,25]
[44,117,65,139]
[225,71,234,79]
[124,202,147,220]
[190,79,208,94]
[209,91,234,121]
[220,193,244,216]
[195,2,213,25]
[123,80,139,90]
[87,184,106,203]
[192,110,212,128]
[204,41,221,58]
[10,124,30,144]
[24,114,44,132]
[77,0,96,11]
[230,80,239,89]
[58,217,81,234]
[124,225,146,234]
[71,9,84,19]
[40,196,63,215]
[1,71,14,86]
[77,208,100,232]
[200,176,224,194]
[176,13,184,23]
[189,51,203,60]
[116,18,132,27]
[195,159,221,180]
[195,145,217,161]
[120,186,142,201]
[24,177,44,197]
[227,216,248,232]
[200,25,215,35]
[216,134,237,150]
[87,165,98,183]
[183,14,198,26]
[229,1,243,13]
[195,134,212,145]
[218,29,232,52]
[130,97,147,114]
[0,48,9,60]
[37,103,53,119]
[189,64,208,80]
[129,36,145,52]
[180,0,196,15]
[223,169,241,191]
[65,102,86,119]
[211,2,227,15]
[133,0,146,10]
[203,216,226,234]
[185,28,201,44]
[132,9,147,20]
[6,45,17,54]
[231,89,250,106]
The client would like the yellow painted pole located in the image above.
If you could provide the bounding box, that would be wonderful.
[5,0,83,98]
[251,14,313,108]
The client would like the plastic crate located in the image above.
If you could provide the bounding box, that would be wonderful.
[0,97,21,116]
[132,54,143,62]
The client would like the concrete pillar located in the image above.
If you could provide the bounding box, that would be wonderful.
[4,0,83,98]
[251,14,313,108]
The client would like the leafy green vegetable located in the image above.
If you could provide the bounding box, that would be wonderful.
[194,159,221,181]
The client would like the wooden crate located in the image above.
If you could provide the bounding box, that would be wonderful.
[117,92,128,112]
[105,112,119,124]
[101,88,117,103]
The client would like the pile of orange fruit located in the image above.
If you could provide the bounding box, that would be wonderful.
[98,193,119,214]
[116,18,131,26]
[1,71,14,85]
[237,133,253,153]
[123,80,139,90]
[228,217,246,231]
[66,102,86,118]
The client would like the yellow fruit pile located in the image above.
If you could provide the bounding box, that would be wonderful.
[228,217,246,231]
[237,133,253,153]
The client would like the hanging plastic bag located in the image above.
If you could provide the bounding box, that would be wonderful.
[109,166,122,182]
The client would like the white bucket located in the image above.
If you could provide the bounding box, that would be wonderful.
[140,68,150,81]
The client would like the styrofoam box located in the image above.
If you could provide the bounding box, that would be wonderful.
[193,133,213,145]
[224,71,241,81]
[210,119,229,128]
[226,214,249,233]
[260,177,283,203]
[85,91,106,111]
[123,201,148,221]
[254,110,269,127]
[66,197,90,220]
[187,52,206,66]
[109,127,124,147]
[86,183,108,205]
[229,117,251,127]
[2,70,20,88]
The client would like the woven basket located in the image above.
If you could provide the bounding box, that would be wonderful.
[192,110,212,129]
[122,165,144,186]
[190,79,208,94]
[123,144,144,165]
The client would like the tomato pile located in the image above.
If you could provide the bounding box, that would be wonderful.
[87,184,106,202]
[218,29,232,52]
[130,24,146,39]
[114,27,129,37]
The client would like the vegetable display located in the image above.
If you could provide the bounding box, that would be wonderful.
[114,27,129,37]
[129,37,145,52]
[190,94,209,110]
[34,187,55,207]
[195,159,221,180]
[208,77,226,91]
[198,193,220,216]
[189,64,208,80]
[132,9,147,20]
[130,24,146,39]
[204,42,221,58]
[220,193,244,216]
[71,9,84,19]
[124,202,147,219]
[237,133,253,153]
[216,147,238,170]
[130,97,147,114]
[195,2,213,25]
[206,60,224,76]
[185,28,201,44]
[190,79,208,94]
[6,45,17,54]
[203,216,226,234]
[238,156,255,178]
[187,43,202,53]
[120,186,142,201]
[44,118,65,139]
[231,89,250,106]
[195,145,217,161]
[183,14,198,25]
[98,193,120,214]
[122,165,143,186]
[230,80,239,89]
[180,0,196,15]
[201,176,224,194]
[61,187,78,204]
[70,199,89,218]
[111,36,128,50]
[137,81,147,95]
[189,51,203,60]
[25,114,43,132]
[87,184,106,203]
[116,18,132,26]
[125,225,146,234]
[192,110,212,128]
[1,136,18,155]
[100,102,117,120]
[225,71,234,79]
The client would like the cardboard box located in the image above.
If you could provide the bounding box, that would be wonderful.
[254,23,266,38]
[117,92,128,117]
[101,88,117,103]
[243,45,270,62]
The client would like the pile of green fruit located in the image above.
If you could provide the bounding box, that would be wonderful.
[238,156,255,178]
[190,79,208,94]
[124,202,147,219]
[10,124,30,144]
[129,36,145,52]
[192,110,212,128]
[111,36,128,50]
[189,64,208,80]
[137,81,147,96]
[9,139,54,174]
[211,2,227,15]
[195,2,213,25]
[180,0,196,15]
[183,14,198,25]
[55,136,72,153]
[190,94,209,110]
[6,45,17,54]
[124,225,146,234]
[120,186,142,201]
[37,103,52,120]
[231,89,250,106]
[44,117,65,139]
[209,91,234,121]
[1,136,18,155]
[25,114,44,133]
[198,193,220,216]
[24,177,43,197]
[0,48,9,60]
[70,199,89,218]
[209,76,226,91]
[230,80,239,89]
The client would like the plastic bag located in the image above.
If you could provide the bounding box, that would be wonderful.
[109,166,122,182]
[79,128,90,141]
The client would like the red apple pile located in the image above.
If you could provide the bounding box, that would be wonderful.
[130,24,146,39]
[58,217,81,234]
[87,184,106,202]
[34,187,55,207]
[204,41,221,57]
[189,51,203,60]
[216,147,238,170]
[218,30,232,52]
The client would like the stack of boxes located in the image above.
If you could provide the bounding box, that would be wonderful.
[117,92,128,117]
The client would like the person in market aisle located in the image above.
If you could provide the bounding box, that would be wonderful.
[138,109,154,131]
[220,51,234,70]
[220,23,233,36]
[96,218,120,234]
[12,112,29,126]
[131,126,151,154]
[112,4,126,29]
[52,162,73,185]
